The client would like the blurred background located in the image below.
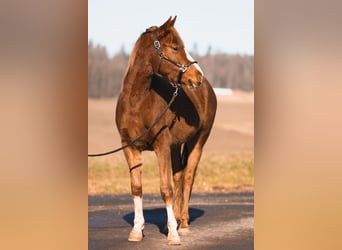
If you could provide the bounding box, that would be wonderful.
[88,0,254,98]
[87,0,254,194]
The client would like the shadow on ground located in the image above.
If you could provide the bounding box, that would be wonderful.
[89,192,254,250]
[123,207,204,235]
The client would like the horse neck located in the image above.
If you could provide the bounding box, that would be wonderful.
[123,44,154,95]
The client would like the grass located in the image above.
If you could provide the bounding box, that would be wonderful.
[88,151,254,194]
[193,152,254,192]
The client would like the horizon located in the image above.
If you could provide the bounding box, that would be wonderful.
[88,39,254,58]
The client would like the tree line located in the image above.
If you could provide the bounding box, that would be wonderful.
[88,41,253,98]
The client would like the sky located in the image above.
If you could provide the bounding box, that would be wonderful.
[88,0,254,57]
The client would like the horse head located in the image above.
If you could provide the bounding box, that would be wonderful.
[146,16,204,89]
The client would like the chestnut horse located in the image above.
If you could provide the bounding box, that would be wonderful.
[115,16,217,245]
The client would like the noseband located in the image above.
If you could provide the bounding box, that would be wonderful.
[153,30,198,88]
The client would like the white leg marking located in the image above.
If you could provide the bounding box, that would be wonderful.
[128,196,144,241]
[133,196,144,230]
[184,49,204,76]
[166,204,181,245]
[166,205,178,232]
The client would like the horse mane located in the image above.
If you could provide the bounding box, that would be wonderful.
[127,26,158,69]
[145,25,158,33]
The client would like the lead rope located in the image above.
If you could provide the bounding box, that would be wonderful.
[88,84,180,157]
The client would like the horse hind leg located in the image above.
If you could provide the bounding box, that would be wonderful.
[178,139,204,236]
[123,146,145,242]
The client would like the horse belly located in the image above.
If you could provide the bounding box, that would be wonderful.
[169,120,198,145]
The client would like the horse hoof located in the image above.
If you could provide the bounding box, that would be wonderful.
[128,229,143,242]
[178,227,190,236]
[167,234,181,245]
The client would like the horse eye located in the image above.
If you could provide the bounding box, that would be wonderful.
[172,46,180,51]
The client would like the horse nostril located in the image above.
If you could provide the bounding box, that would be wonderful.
[188,79,196,89]
[188,77,203,89]
[198,75,203,86]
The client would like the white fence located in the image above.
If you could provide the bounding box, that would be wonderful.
[213,88,233,96]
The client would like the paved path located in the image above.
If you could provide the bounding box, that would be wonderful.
[89,192,254,250]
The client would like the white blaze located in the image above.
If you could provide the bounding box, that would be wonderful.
[133,196,144,230]
[184,49,204,76]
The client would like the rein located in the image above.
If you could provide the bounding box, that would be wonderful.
[88,84,180,157]
[88,29,195,157]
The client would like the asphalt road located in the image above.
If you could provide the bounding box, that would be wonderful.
[89,192,254,250]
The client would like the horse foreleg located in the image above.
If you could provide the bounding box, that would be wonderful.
[123,147,144,242]
[155,144,181,245]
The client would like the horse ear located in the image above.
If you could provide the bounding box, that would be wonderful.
[160,16,173,31]
[170,16,177,27]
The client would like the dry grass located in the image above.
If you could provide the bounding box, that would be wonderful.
[88,91,254,194]
[194,152,254,192]
[88,151,253,194]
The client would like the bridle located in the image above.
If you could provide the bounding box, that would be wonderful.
[153,30,199,88]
